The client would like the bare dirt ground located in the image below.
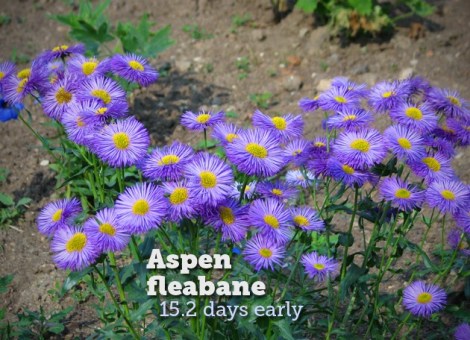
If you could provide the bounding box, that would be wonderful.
[0,0,469,336]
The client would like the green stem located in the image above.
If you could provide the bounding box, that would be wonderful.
[391,312,411,340]
[203,128,208,149]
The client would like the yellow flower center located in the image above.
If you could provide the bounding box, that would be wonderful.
[342,164,355,175]
[382,91,393,98]
[313,263,325,270]
[245,143,268,158]
[52,44,69,52]
[271,116,287,130]
[158,154,180,166]
[196,113,211,124]
[91,89,111,104]
[128,60,144,71]
[441,190,455,201]
[169,187,189,205]
[132,199,150,215]
[422,157,441,172]
[259,248,273,258]
[17,78,28,93]
[200,171,217,188]
[294,215,309,227]
[0,71,5,80]
[96,107,107,115]
[82,61,98,76]
[397,137,412,150]
[112,132,130,150]
[447,96,461,107]
[334,96,347,103]
[219,207,235,225]
[225,133,238,142]
[416,292,432,304]
[264,214,279,229]
[17,68,31,79]
[55,87,72,104]
[245,185,251,192]
[441,125,455,134]
[76,117,85,128]
[51,209,63,222]
[272,188,283,196]
[314,141,326,147]
[342,115,357,122]
[350,139,370,152]
[99,222,116,236]
[395,188,411,199]
[405,107,423,120]
[65,233,87,253]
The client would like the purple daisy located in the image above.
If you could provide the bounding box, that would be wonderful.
[447,229,470,256]
[42,75,78,121]
[3,60,49,104]
[318,85,362,112]
[212,122,241,146]
[284,138,313,166]
[408,152,455,184]
[51,226,98,271]
[68,55,110,79]
[110,53,158,86]
[62,102,103,146]
[290,206,325,231]
[325,108,373,131]
[423,136,455,159]
[455,323,470,340]
[243,234,285,271]
[402,281,446,317]
[389,101,438,133]
[446,118,470,146]
[37,198,82,236]
[248,198,292,244]
[427,87,469,119]
[379,177,425,212]
[231,180,257,200]
[181,109,225,131]
[225,128,286,177]
[331,76,368,97]
[204,198,250,242]
[0,61,16,89]
[285,169,316,188]
[92,117,150,168]
[141,142,194,181]
[256,180,298,202]
[368,80,411,113]
[432,122,460,144]
[40,44,85,62]
[78,76,128,114]
[425,180,469,215]
[298,96,320,112]
[326,157,369,187]
[83,208,131,253]
[306,156,329,177]
[115,182,168,234]
[311,136,330,156]
[252,109,304,142]
[161,180,197,222]
[185,152,233,206]
[301,251,339,282]
[333,129,386,169]
[383,124,426,161]
[453,208,470,233]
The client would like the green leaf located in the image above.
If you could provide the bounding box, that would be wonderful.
[406,0,435,17]
[61,267,93,295]
[16,197,32,207]
[348,0,372,15]
[295,0,318,14]
[273,319,295,340]
[0,275,13,294]
[47,323,65,334]
[340,264,367,299]
[130,299,155,322]
[0,193,14,206]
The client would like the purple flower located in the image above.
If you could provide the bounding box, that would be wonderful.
[446,118,470,146]
[331,77,368,97]
[408,152,455,184]
[252,109,303,142]
[383,125,426,162]
[231,180,257,200]
[62,101,103,146]
[423,136,455,159]
[402,281,446,317]
[212,122,241,145]
[368,80,410,113]
[0,61,16,89]
[3,60,49,104]
[326,157,368,187]
[389,102,438,133]
[298,96,320,112]
[256,180,298,202]
[325,108,373,131]
[40,44,85,62]
[204,198,250,242]
[83,208,131,253]
[51,226,99,271]
[285,169,316,188]
[318,85,362,112]
[141,142,194,181]
[447,229,470,256]
[290,206,325,231]
[181,109,225,131]
[42,75,78,121]
[425,180,469,215]
[284,138,313,166]
[68,55,110,79]
[333,129,386,169]
[301,252,339,282]
[379,177,425,212]
[248,198,291,244]
[92,117,150,168]
[161,180,197,222]
[78,76,128,114]
[455,323,470,340]
[225,128,286,177]
[37,198,82,236]
[185,152,233,206]
[110,53,158,86]
[115,182,168,234]
[453,208,470,233]
[311,137,330,155]
[427,87,469,119]
[243,234,285,271]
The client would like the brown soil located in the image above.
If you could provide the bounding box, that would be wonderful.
[0,0,469,337]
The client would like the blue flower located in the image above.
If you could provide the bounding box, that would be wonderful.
[0,98,23,122]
